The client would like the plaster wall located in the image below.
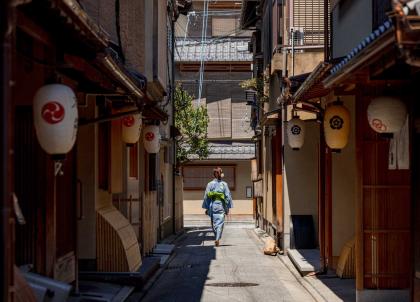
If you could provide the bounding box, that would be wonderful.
[283,121,319,249]
[183,160,253,215]
[332,0,372,58]
[271,51,324,77]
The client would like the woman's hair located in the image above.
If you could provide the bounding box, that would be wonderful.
[213,167,224,180]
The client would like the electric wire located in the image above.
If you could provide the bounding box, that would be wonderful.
[197,0,209,104]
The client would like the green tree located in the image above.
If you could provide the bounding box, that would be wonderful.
[174,85,209,165]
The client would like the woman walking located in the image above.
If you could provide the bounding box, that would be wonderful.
[202,167,233,246]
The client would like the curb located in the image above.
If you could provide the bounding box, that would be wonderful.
[250,228,327,302]
[127,231,187,301]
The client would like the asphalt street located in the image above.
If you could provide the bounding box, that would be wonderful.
[141,223,315,302]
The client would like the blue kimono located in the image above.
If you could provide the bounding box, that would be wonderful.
[202,179,233,241]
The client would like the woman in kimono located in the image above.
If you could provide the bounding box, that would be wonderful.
[202,167,233,246]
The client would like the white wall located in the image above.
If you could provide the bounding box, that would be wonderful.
[332,0,372,58]
[283,121,320,250]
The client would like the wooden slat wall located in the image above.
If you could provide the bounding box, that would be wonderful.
[96,207,141,272]
[142,191,159,254]
[356,94,411,289]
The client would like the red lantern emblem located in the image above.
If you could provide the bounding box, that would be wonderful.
[371,118,387,132]
[145,132,155,141]
[122,115,135,127]
[42,101,65,124]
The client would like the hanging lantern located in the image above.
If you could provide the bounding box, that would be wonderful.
[33,84,78,159]
[287,115,305,150]
[367,96,407,134]
[323,99,350,153]
[122,113,142,145]
[143,125,160,153]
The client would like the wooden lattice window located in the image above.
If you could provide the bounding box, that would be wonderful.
[183,165,236,190]
[212,17,236,36]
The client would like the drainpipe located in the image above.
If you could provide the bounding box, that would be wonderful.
[281,33,288,251]
[291,28,295,76]
[171,3,177,235]
[280,91,288,252]
[1,1,13,300]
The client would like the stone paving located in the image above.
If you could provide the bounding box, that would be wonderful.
[141,223,316,302]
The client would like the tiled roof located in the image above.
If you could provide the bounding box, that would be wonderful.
[175,39,252,62]
[207,142,255,160]
[329,20,393,76]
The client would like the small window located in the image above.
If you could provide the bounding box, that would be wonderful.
[183,165,235,190]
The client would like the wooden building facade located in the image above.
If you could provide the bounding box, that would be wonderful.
[1,0,187,300]
[242,0,420,301]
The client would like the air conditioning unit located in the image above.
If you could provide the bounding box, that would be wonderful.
[290,27,304,46]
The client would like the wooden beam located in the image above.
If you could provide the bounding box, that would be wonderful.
[318,129,327,272]
[178,62,252,72]
[16,11,53,46]
[355,90,364,290]
[208,1,242,10]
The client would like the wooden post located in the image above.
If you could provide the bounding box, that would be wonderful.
[325,147,332,270]
[318,129,327,272]
[1,1,14,299]
[319,123,332,272]
[274,126,283,238]
[46,162,57,277]
[355,92,364,290]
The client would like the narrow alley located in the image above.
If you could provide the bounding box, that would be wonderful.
[3,1,420,301]
[139,224,315,302]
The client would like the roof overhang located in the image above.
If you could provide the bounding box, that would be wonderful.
[323,20,396,89]
[142,105,168,121]
[49,0,109,50]
[43,1,148,99]
[293,62,333,103]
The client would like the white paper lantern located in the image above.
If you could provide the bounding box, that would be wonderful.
[287,116,305,150]
[143,125,160,153]
[367,96,407,134]
[33,84,78,158]
[122,113,142,145]
[324,100,350,152]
